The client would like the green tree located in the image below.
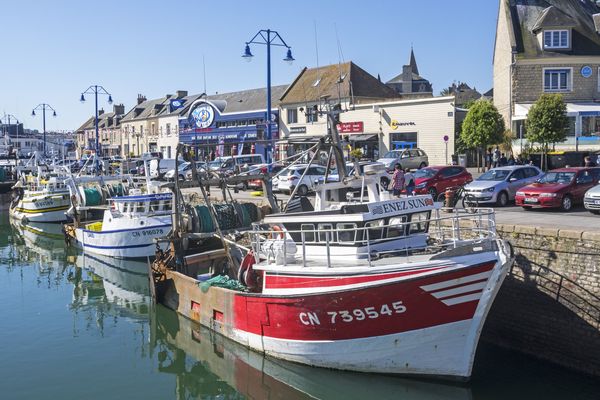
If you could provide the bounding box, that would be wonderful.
[460,100,506,168]
[525,94,569,170]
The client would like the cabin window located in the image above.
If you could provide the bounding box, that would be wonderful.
[364,219,384,241]
[318,223,334,243]
[136,202,145,213]
[149,200,160,212]
[300,224,315,242]
[409,212,430,234]
[387,216,408,238]
[337,223,357,243]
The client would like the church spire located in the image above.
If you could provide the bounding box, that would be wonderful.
[409,46,419,76]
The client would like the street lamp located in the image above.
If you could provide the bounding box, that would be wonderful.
[242,29,294,167]
[31,104,57,157]
[80,85,113,161]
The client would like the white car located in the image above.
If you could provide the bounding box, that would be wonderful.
[278,164,327,196]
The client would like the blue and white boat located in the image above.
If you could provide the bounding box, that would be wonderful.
[71,187,173,258]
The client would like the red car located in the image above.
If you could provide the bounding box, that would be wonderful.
[515,167,600,211]
[412,166,473,199]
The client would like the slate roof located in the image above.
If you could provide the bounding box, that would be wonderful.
[279,61,398,105]
[504,0,600,57]
[206,85,288,113]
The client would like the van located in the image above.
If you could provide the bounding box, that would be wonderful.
[221,154,265,174]
[142,151,163,161]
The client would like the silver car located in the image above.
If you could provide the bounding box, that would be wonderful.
[377,148,428,172]
[464,165,543,206]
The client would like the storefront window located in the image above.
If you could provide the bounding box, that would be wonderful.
[581,116,600,137]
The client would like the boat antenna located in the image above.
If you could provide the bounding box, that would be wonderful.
[202,55,207,95]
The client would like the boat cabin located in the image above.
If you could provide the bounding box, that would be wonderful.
[109,191,173,217]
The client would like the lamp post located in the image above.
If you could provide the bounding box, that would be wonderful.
[80,85,113,161]
[242,29,294,167]
[31,104,57,157]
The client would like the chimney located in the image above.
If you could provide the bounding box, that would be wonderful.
[402,65,412,94]
[176,90,188,98]
[594,13,600,33]
[137,94,147,105]
[165,94,172,99]
[98,108,105,116]
[113,103,125,115]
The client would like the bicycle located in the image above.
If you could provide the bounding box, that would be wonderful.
[435,186,480,209]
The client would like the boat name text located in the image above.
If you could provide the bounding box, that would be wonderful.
[369,197,433,216]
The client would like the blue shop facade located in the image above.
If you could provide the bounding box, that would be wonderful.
[179,99,279,160]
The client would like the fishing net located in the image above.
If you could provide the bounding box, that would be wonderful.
[199,275,248,293]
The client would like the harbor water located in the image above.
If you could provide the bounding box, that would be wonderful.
[1,211,599,400]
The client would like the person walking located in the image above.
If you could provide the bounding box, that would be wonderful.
[492,146,500,168]
[486,148,493,171]
[390,164,405,197]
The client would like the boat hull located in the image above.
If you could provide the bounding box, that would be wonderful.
[74,222,171,258]
[158,243,512,380]
[10,195,70,223]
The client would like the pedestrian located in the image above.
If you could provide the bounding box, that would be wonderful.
[499,153,508,166]
[404,169,415,196]
[390,163,405,197]
[492,146,500,168]
[507,154,515,166]
[584,156,597,167]
[486,148,493,171]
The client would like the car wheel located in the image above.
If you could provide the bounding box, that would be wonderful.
[419,162,427,169]
[427,187,437,198]
[522,206,532,211]
[178,174,185,181]
[590,210,600,215]
[496,191,508,207]
[297,184,309,196]
[242,182,248,191]
[561,195,572,212]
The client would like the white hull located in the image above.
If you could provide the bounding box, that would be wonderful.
[75,220,171,258]
[10,196,70,223]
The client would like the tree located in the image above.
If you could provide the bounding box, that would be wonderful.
[460,100,506,169]
[525,94,569,170]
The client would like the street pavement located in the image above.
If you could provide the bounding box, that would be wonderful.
[182,185,600,232]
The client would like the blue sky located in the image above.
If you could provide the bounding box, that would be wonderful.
[1,0,498,131]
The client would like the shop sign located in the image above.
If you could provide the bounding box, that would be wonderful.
[290,126,307,134]
[190,104,215,129]
[337,121,364,133]
[390,120,416,130]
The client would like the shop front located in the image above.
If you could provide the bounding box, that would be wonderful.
[179,100,278,161]
[338,121,379,160]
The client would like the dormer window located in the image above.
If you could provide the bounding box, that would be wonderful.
[543,30,569,49]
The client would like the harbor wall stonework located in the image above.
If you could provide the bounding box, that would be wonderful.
[481,224,600,377]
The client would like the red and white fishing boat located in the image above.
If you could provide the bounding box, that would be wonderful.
[153,161,513,380]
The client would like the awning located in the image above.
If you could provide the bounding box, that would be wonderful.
[287,135,321,144]
[514,103,600,120]
[347,134,377,142]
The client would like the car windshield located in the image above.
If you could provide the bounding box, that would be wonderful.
[383,151,401,158]
[208,161,221,168]
[478,169,511,181]
[413,168,438,179]
[178,162,190,171]
[538,172,575,184]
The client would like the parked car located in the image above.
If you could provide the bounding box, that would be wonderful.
[515,167,600,211]
[246,163,286,190]
[412,166,473,199]
[315,161,389,188]
[220,154,265,176]
[583,184,600,214]
[165,161,208,181]
[278,164,327,196]
[377,148,428,172]
[463,166,543,206]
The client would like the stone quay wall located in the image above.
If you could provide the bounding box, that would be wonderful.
[481,224,600,377]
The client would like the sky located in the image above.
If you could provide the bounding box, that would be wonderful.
[0,0,498,131]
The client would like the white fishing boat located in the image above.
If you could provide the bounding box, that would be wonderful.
[9,170,71,223]
[66,182,173,258]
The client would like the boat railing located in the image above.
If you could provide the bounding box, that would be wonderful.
[250,207,497,268]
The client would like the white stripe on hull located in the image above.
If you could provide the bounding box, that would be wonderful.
[75,225,171,258]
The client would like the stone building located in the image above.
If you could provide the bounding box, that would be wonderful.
[75,104,125,157]
[385,48,433,99]
[494,0,600,151]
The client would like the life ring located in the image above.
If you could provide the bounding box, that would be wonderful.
[237,251,261,292]
[270,225,284,239]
